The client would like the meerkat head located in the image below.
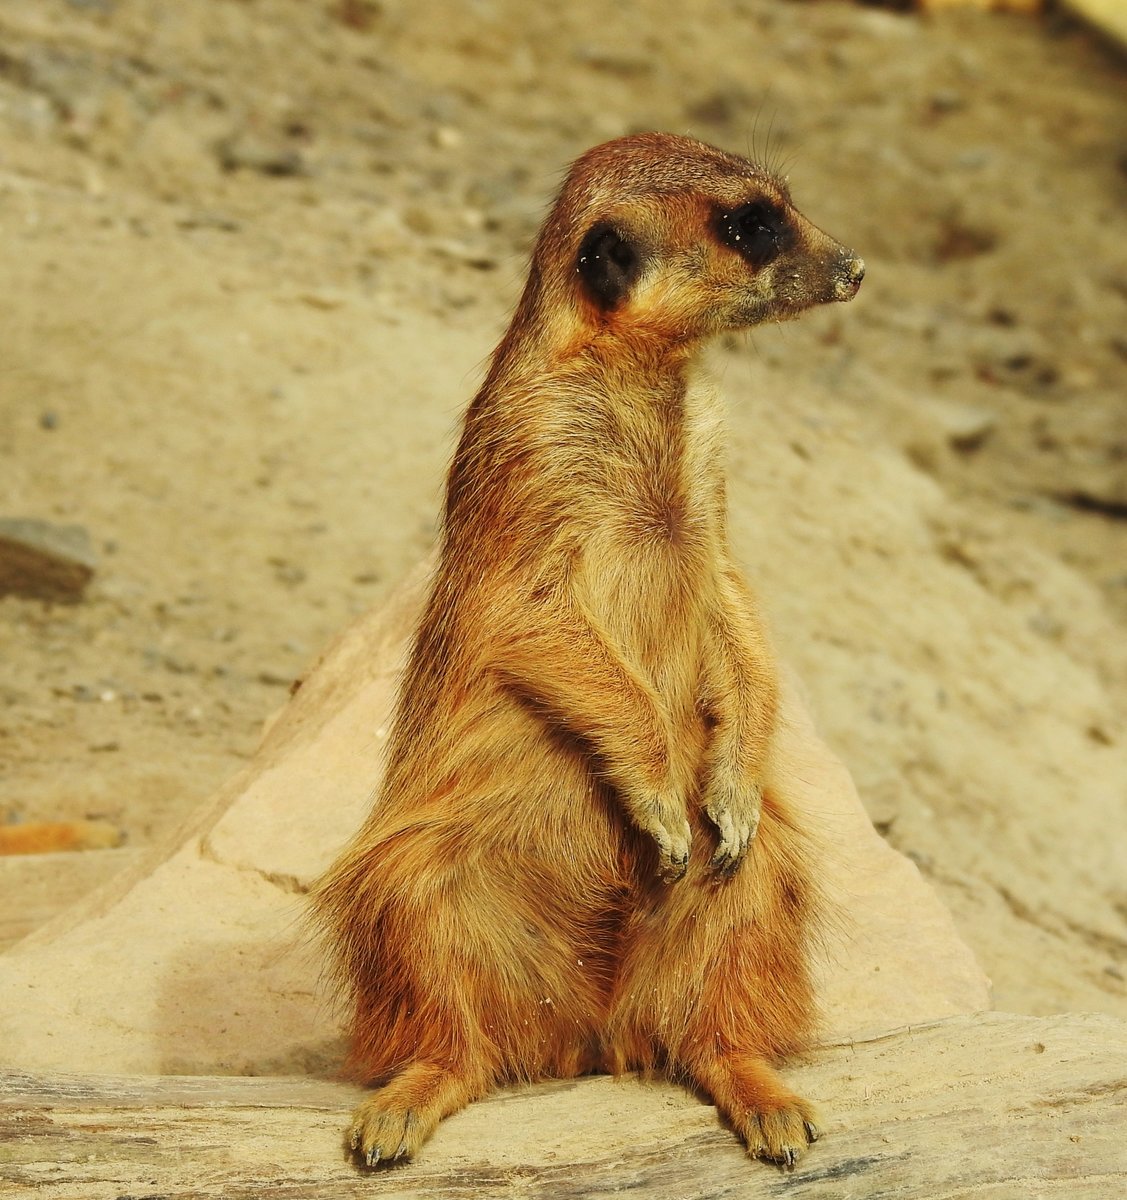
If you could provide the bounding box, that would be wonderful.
[527,132,863,349]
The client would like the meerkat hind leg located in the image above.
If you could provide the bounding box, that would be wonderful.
[348,1061,481,1167]
[691,1050,818,1169]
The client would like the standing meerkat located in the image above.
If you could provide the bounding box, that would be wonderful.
[313,132,864,1169]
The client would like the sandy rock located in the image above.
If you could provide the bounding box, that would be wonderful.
[1,0,1124,1033]
[0,563,987,1077]
[719,360,1127,1016]
[0,846,137,950]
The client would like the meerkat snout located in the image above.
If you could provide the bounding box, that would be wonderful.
[833,254,865,302]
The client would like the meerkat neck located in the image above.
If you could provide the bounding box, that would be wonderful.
[496,315,701,402]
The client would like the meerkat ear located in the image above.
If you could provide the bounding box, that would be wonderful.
[576,222,642,310]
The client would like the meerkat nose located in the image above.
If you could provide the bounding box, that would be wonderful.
[833,255,865,302]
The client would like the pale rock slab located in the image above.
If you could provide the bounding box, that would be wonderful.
[0,563,988,1076]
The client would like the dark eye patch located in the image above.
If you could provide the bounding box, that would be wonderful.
[576,223,642,310]
[716,201,791,269]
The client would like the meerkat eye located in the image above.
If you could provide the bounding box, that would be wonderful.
[576,223,642,310]
[717,201,789,269]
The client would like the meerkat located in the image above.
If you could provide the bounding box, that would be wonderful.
[312,131,864,1169]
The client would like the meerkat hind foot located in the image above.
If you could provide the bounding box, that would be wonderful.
[738,1099,819,1170]
[348,1096,434,1167]
[692,1052,818,1169]
[347,1062,476,1168]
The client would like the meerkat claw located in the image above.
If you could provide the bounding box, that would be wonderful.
[710,846,740,876]
[655,834,690,881]
[661,846,690,882]
[711,808,737,855]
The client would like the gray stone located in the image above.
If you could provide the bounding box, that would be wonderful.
[0,518,97,601]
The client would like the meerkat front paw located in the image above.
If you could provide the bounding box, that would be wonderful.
[703,774,762,876]
[633,791,692,881]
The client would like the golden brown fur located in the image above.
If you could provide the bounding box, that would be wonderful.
[312,132,864,1169]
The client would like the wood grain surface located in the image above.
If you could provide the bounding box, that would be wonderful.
[2,1012,1124,1199]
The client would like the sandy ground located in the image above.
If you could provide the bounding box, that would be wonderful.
[1,0,1125,1021]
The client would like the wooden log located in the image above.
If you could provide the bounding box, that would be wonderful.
[2,1012,1124,1199]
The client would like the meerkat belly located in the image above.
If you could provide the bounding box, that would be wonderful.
[602,540,706,656]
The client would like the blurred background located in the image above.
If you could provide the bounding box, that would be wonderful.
[0,0,1124,1018]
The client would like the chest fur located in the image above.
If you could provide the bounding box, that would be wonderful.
[573,379,727,680]
[598,378,724,560]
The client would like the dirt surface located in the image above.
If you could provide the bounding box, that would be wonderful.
[1,1,1125,1019]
